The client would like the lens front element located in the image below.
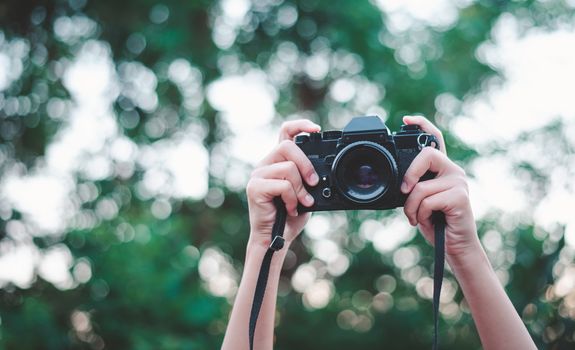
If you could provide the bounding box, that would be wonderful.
[332,142,397,203]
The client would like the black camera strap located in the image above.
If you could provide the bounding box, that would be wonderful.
[249,197,287,350]
[431,210,446,350]
[248,199,446,350]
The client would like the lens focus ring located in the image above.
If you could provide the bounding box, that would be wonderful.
[331,141,398,204]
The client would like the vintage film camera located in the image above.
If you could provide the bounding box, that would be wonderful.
[296,116,439,212]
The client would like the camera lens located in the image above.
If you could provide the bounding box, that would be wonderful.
[332,142,397,203]
[349,164,380,189]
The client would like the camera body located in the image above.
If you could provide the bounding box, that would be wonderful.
[296,116,439,212]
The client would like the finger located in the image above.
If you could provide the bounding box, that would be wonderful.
[416,187,466,228]
[402,115,446,154]
[401,147,452,194]
[247,178,300,216]
[259,140,319,186]
[251,161,315,207]
[403,176,454,226]
[279,120,321,142]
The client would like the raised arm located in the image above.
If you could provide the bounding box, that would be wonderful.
[221,120,321,350]
[401,115,536,350]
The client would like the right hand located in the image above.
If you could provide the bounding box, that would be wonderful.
[246,120,321,247]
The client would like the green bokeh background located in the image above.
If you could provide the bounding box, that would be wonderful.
[1,0,574,349]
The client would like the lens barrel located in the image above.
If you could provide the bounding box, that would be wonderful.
[331,141,397,204]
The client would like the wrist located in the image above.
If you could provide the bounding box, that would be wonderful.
[246,232,290,266]
[446,238,489,275]
[247,231,291,249]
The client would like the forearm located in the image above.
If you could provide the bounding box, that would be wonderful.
[448,241,536,350]
[222,237,288,350]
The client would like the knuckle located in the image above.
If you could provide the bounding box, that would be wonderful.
[250,167,261,178]
[462,179,469,193]
[403,204,414,217]
[420,197,432,210]
[420,146,437,159]
[296,188,308,200]
[420,147,433,156]
[280,180,291,191]
[285,160,298,174]
[453,164,466,176]
[456,175,469,192]
[292,179,306,195]
[452,168,468,190]
[294,178,305,193]
[455,186,469,201]
[403,205,410,215]
[413,181,427,193]
[280,121,290,133]
[246,179,258,196]
[282,182,295,197]
[278,139,294,151]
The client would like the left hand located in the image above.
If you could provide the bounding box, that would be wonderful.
[400,116,480,259]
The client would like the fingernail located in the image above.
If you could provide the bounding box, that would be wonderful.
[401,181,409,193]
[293,210,299,216]
[309,173,319,185]
[305,194,314,206]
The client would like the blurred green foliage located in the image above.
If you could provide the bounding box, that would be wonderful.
[1,0,574,349]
